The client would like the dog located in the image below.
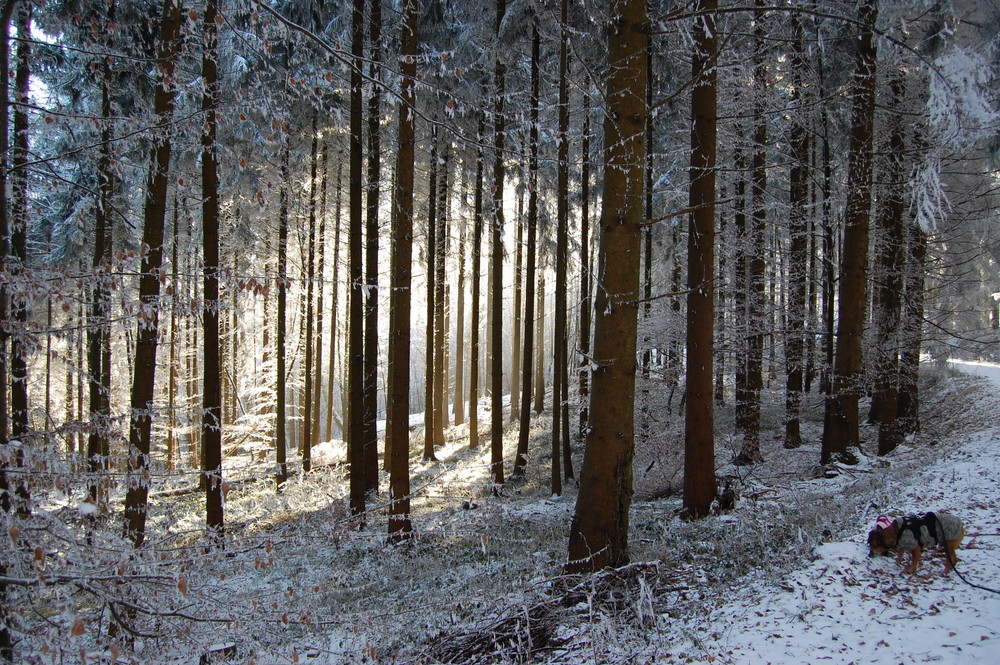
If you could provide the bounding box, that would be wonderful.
[867,512,965,575]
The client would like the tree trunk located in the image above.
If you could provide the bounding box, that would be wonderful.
[578,92,591,442]
[386,0,417,541]
[872,70,906,456]
[454,188,467,426]
[122,0,183,547]
[88,26,115,508]
[534,275,545,414]
[821,0,877,465]
[302,118,319,473]
[567,0,647,571]
[327,159,343,442]
[201,0,224,542]
[489,0,507,489]
[1,1,18,655]
[363,0,382,493]
[9,1,31,513]
[783,15,808,450]
[682,0,717,520]
[423,129,440,461]
[552,0,571,495]
[347,0,366,522]
[469,115,484,450]
[275,139,291,488]
[311,152,327,454]
[434,141,450,448]
[513,18,540,480]
[510,185,523,424]
[898,213,926,436]
[735,1,767,466]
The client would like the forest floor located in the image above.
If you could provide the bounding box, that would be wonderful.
[11,362,1000,664]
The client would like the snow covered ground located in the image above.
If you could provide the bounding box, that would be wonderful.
[12,364,1000,664]
[660,362,1000,665]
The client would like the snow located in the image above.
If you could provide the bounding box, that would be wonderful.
[10,363,1000,664]
[660,363,1000,665]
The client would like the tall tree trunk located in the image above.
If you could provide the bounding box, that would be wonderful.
[386,0,417,540]
[9,1,30,513]
[567,0,647,571]
[363,0,382,492]
[682,0,717,519]
[783,15,808,450]
[489,0,507,489]
[821,0,877,465]
[513,17,540,480]
[434,141,450,448]
[302,118,319,473]
[327,158,343,442]
[122,0,183,547]
[469,115,485,450]
[347,0,367,521]
[201,0,224,542]
[311,153,327,453]
[898,211,926,436]
[275,138,291,488]
[453,186,467,426]
[735,1,766,466]
[578,92,591,442]
[872,70,906,456]
[88,23,115,508]
[423,129,440,461]
[1,0,18,656]
[510,185,523,423]
[534,274,545,414]
[551,0,571,495]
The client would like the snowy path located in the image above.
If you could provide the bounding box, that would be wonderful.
[673,365,1000,665]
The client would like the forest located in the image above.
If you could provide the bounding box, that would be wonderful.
[1,0,999,661]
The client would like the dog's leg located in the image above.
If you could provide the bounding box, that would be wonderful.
[944,538,962,573]
[906,546,922,575]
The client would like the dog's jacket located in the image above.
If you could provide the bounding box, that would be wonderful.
[894,512,963,553]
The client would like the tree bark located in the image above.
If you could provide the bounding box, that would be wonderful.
[122,0,183,547]
[304,118,322,472]
[469,115,485,450]
[201,0,224,542]
[682,0,717,519]
[423,129,440,461]
[821,0,877,465]
[9,1,30,513]
[489,0,507,489]
[578,92,591,442]
[513,17,540,480]
[735,0,767,466]
[386,0,417,541]
[552,0,571,494]
[567,0,647,571]
[363,0,382,493]
[783,15,808,450]
[871,70,906,456]
[275,137,291,488]
[348,0,367,522]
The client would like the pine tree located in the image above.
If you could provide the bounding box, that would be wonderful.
[682,0,717,520]
[386,0,418,541]
[348,0,367,522]
[201,0,224,542]
[122,0,184,548]
[567,0,647,571]
[822,0,878,465]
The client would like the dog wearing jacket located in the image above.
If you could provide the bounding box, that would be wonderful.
[867,512,965,575]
